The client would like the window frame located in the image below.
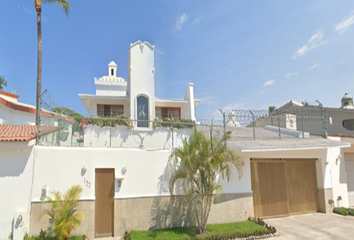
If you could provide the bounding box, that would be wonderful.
[97,104,124,117]
[155,107,181,120]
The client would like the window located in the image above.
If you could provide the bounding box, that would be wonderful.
[111,69,114,76]
[137,96,149,127]
[343,119,354,131]
[155,108,161,119]
[155,107,181,120]
[97,104,124,117]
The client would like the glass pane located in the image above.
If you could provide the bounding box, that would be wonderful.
[111,106,117,117]
[137,96,148,127]
[161,108,168,119]
[118,107,123,115]
[175,110,180,120]
[168,109,174,119]
[104,105,110,117]
[155,109,161,118]
[98,106,104,117]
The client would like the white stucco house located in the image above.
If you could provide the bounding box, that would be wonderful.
[79,41,201,129]
[1,40,353,240]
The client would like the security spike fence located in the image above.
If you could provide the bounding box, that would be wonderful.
[37,92,328,147]
[217,106,327,140]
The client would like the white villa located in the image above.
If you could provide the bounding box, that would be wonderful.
[79,41,200,129]
[1,41,354,240]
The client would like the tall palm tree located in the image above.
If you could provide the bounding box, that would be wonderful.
[169,127,243,234]
[34,0,71,129]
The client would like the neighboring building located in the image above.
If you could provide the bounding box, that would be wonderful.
[79,41,200,130]
[273,93,354,207]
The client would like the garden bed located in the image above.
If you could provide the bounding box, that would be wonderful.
[333,207,354,216]
[125,219,277,240]
[24,234,85,240]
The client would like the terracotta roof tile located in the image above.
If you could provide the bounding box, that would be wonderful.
[0,125,59,142]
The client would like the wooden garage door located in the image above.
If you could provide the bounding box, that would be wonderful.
[251,159,318,218]
[345,153,354,207]
[95,169,114,238]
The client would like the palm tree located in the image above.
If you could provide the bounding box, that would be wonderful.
[169,127,243,234]
[39,185,85,240]
[34,0,71,129]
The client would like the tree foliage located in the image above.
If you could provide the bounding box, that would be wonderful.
[39,185,85,240]
[53,107,83,118]
[0,76,7,90]
[268,105,276,113]
[169,127,243,234]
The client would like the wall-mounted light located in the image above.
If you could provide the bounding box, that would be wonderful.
[338,196,342,201]
[82,166,87,173]
[16,215,23,224]
[122,167,127,174]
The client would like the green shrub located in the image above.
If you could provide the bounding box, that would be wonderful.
[333,207,349,216]
[347,208,354,216]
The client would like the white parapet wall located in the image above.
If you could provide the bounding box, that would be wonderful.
[83,125,193,150]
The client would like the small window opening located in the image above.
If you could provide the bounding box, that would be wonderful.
[111,69,114,76]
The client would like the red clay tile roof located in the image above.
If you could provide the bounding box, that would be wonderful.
[0,125,59,142]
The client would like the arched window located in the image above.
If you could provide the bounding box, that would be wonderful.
[137,96,149,127]
[111,69,114,76]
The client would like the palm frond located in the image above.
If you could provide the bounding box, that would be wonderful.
[43,0,71,16]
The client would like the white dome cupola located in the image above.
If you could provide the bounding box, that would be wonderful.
[341,93,354,109]
[108,61,117,77]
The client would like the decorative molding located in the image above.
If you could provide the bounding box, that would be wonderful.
[130,40,155,51]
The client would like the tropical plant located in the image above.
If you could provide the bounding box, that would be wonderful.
[34,0,71,128]
[153,117,195,129]
[39,185,85,240]
[302,101,309,107]
[169,126,243,234]
[268,105,276,114]
[0,75,7,90]
[53,107,83,118]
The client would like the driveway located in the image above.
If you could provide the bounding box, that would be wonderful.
[265,213,354,240]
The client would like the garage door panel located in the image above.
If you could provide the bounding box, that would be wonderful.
[286,161,318,214]
[251,159,318,218]
[252,161,289,218]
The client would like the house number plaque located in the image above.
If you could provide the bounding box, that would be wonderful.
[84,178,91,188]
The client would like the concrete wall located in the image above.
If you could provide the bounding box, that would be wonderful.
[1,138,350,239]
[27,146,251,238]
[30,193,253,239]
[0,145,34,240]
[83,125,193,150]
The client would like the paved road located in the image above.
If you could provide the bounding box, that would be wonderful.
[265,213,354,240]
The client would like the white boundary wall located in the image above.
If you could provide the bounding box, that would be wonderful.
[0,136,351,239]
[0,145,34,240]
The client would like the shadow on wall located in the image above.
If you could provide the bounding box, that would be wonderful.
[0,147,32,177]
[149,162,196,230]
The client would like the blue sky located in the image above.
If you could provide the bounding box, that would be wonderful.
[1,0,354,119]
